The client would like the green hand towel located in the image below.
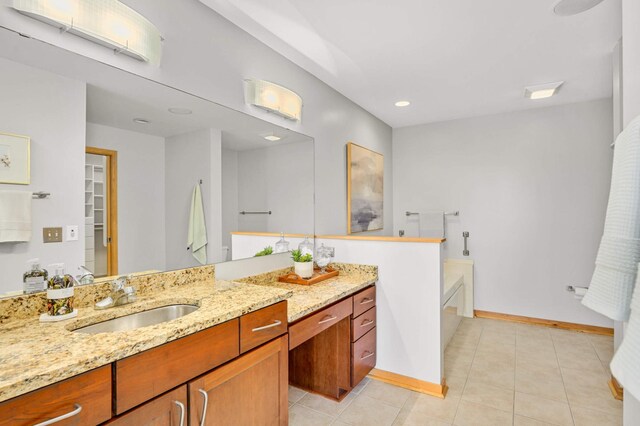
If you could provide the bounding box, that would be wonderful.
[187,184,207,265]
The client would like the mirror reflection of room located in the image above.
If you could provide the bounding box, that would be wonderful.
[0,53,314,297]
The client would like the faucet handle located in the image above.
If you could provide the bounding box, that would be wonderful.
[112,276,128,291]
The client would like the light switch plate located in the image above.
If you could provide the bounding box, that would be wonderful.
[66,225,79,241]
[43,227,63,243]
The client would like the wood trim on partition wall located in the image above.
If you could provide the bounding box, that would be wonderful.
[609,376,624,401]
[317,235,446,244]
[368,369,448,399]
[86,147,118,276]
[230,232,309,238]
[474,310,614,336]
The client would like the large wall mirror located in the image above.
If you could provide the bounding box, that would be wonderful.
[0,28,314,297]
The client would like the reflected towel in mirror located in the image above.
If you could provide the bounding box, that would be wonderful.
[0,190,32,242]
[187,184,207,265]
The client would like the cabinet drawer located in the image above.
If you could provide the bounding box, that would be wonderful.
[107,385,187,425]
[352,328,377,388]
[115,319,239,414]
[0,365,111,426]
[289,298,353,350]
[240,301,288,353]
[351,306,376,342]
[352,286,376,317]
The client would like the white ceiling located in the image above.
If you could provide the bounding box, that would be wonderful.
[201,0,621,128]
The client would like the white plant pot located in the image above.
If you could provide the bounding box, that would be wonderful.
[294,262,314,279]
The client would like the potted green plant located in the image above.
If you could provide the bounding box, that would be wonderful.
[291,249,314,278]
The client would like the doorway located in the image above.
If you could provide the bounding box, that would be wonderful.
[85,147,118,277]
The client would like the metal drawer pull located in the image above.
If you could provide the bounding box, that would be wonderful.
[198,389,209,426]
[360,319,374,327]
[252,320,282,332]
[359,297,374,305]
[34,404,82,426]
[360,351,375,360]
[318,315,338,324]
[174,401,185,426]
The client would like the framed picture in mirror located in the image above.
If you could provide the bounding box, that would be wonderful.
[0,132,30,184]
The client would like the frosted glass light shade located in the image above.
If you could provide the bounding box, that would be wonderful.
[245,79,303,121]
[12,0,162,64]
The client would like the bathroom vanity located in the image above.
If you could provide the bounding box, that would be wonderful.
[0,263,377,425]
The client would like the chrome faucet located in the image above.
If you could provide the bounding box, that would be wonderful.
[76,266,95,285]
[95,275,137,310]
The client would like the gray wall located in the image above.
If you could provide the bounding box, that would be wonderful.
[221,148,238,260]
[393,99,614,327]
[0,58,85,294]
[86,123,166,275]
[0,0,394,236]
[165,129,223,270]
[237,141,314,235]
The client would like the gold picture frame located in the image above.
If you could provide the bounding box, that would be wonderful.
[347,142,384,234]
[0,132,30,185]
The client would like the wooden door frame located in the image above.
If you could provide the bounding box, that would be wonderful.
[86,146,118,276]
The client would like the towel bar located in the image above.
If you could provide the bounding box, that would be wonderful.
[405,211,459,216]
[32,192,50,199]
[239,211,272,215]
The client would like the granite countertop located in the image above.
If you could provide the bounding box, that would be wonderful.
[238,263,378,322]
[0,280,291,403]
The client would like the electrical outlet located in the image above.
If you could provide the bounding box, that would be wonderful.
[66,225,79,241]
[43,227,63,243]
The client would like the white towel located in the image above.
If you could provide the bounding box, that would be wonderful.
[0,190,32,242]
[187,184,207,265]
[582,115,640,321]
[610,263,640,400]
[419,211,444,238]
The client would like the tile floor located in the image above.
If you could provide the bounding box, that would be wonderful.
[288,317,623,426]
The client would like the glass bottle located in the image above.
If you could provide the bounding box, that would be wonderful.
[46,263,75,317]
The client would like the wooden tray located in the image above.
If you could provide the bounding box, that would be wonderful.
[278,267,339,285]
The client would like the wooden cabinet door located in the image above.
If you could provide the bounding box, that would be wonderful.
[0,366,111,426]
[106,386,187,426]
[189,335,288,426]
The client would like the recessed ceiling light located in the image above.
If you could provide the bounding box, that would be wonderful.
[264,135,281,141]
[133,118,150,124]
[553,0,605,16]
[395,101,411,107]
[524,81,564,100]
[168,107,193,115]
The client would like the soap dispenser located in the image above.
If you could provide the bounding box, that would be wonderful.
[40,263,78,322]
[23,258,48,294]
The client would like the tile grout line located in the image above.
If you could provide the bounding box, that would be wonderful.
[549,331,576,426]
[452,321,484,425]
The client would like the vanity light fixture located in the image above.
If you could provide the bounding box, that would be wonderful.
[168,107,193,115]
[133,118,149,124]
[524,81,564,100]
[553,0,605,16]
[244,79,303,121]
[395,101,411,107]
[11,0,162,64]
[264,134,281,142]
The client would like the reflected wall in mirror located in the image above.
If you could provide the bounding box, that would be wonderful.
[0,29,314,296]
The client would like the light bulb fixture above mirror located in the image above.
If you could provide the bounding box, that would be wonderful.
[11,0,163,64]
[244,79,303,122]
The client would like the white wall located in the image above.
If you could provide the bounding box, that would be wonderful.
[221,148,238,259]
[0,58,85,294]
[86,123,166,275]
[237,141,314,235]
[0,0,393,236]
[393,99,614,327]
[165,128,223,270]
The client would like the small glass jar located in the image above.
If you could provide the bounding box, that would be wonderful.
[274,233,290,254]
[315,244,334,273]
[298,236,314,257]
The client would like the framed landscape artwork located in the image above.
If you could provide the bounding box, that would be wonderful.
[347,142,383,234]
[0,132,30,185]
